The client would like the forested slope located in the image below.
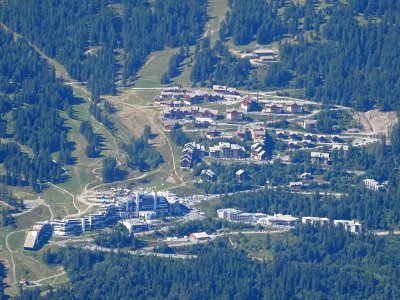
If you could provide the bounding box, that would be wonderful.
[16,225,400,299]
[197,0,400,111]
[0,0,208,95]
[0,29,74,191]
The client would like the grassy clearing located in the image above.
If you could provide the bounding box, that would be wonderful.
[13,252,59,282]
[134,48,180,88]
[8,231,26,252]
[197,197,222,218]
[15,205,51,230]
[206,0,229,44]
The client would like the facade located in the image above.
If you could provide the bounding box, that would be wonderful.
[363,179,385,191]
[209,142,246,159]
[23,222,52,251]
[217,208,266,223]
[240,97,255,112]
[180,142,205,170]
[303,119,317,130]
[258,214,299,227]
[251,142,267,160]
[310,152,330,164]
[250,126,266,143]
[226,109,244,121]
[121,220,149,234]
[334,220,362,234]
[200,169,215,182]
[285,102,303,114]
[236,126,247,139]
[302,217,330,226]
[264,104,283,114]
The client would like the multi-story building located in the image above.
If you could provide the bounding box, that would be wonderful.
[310,152,330,165]
[209,142,246,159]
[363,179,385,191]
[334,220,362,234]
[302,216,330,226]
[258,214,299,227]
[51,190,182,236]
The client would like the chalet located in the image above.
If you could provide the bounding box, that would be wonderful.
[200,169,215,182]
[194,108,219,120]
[310,152,330,164]
[226,109,244,121]
[235,169,245,181]
[240,97,255,112]
[250,126,265,143]
[264,103,283,114]
[285,102,303,114]
[303,119,317,130]
[236,126,247,139]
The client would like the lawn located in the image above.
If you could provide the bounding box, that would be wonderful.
[7,231,26,252]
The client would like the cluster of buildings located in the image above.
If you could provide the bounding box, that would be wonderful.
[263,102,304,114]
[240,49,278,65]
[180,142,205,170]
[162,106,218,124]
[156,85,240,106]
[217,208,363,233]
[28,190,183,241]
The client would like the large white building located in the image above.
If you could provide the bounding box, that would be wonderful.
[302,216,330,226]
[363,179,385,191]
[51,190,182,236]
[258,214,299,227]
[334,220,362,234]
[217,209,266,223]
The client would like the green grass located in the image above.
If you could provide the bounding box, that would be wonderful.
[8,231,26,251]
[134,48,180,88]
[197,197,222,218]
[15,205,51,230]
[13,252,60,282]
